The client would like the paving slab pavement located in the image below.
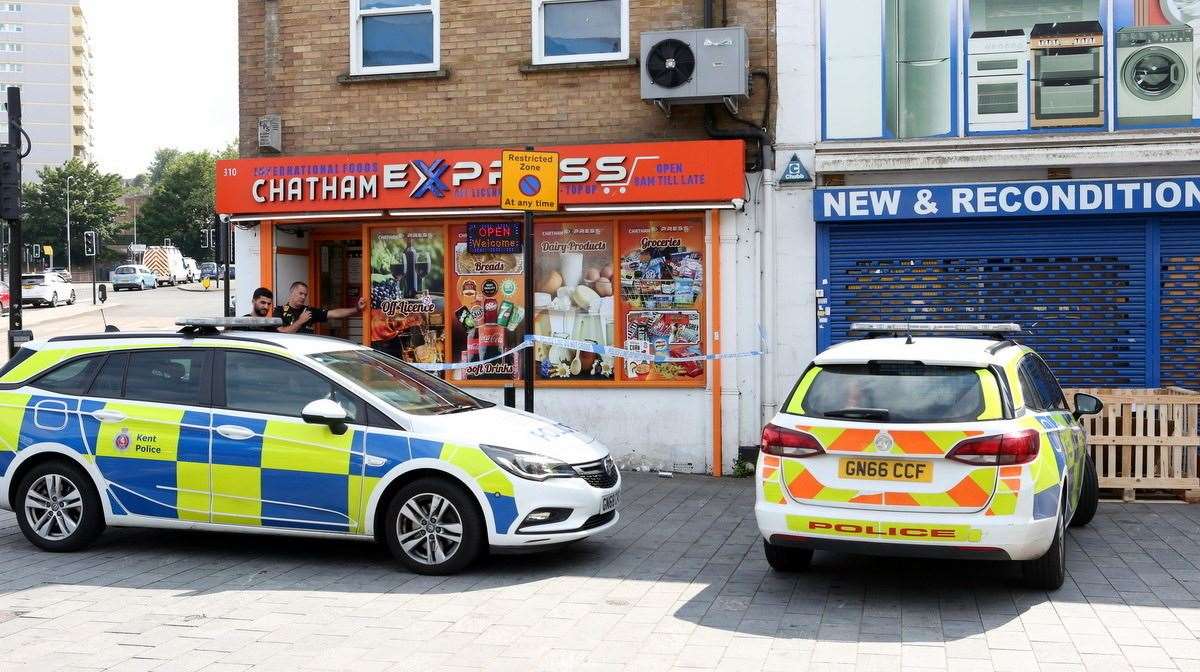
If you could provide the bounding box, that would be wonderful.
[0,472,1198,671]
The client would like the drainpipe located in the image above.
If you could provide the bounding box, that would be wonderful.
[760,167,776,424]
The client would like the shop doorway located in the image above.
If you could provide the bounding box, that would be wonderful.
[311,235,364,342]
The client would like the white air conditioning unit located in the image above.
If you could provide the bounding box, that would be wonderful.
[640,27,749,115]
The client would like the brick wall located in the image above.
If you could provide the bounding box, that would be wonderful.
[238,0,774,158]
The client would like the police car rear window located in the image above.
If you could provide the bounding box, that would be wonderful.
[115,266,136,274]
[793,363,991,424]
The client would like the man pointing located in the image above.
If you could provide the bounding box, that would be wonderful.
[275,281,367,334]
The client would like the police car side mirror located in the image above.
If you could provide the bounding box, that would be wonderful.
[302,398,349,435]
[1073,393,1103,419]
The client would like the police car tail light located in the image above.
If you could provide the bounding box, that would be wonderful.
[947,430,1039,466]
[761,424,824,459]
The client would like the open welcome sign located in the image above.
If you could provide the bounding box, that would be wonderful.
[467,222,523,254]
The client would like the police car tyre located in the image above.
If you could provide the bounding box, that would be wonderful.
[763,539,813,572]
[68,291,76,305]
[385,478,483,575]
[49,293,57,307]
[1070,454,1099,528]
[1021,505,1066,591]
[15,460,105,552]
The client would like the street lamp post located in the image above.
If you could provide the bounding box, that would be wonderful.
[65,175,73,274]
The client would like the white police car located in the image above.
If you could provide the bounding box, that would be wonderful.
[0,318,621,574]
[756,323,1102,589]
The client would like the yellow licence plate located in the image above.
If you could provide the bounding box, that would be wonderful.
[839,458,932,483]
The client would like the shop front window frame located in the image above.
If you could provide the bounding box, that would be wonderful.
[361,215,708,389]
[531,0,630,66]
[349,0,441,76]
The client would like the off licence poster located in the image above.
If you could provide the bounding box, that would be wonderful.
[618,221,706,382]
[369,227,445,365]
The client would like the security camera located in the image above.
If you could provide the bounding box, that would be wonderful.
[218,214,231,225]
[731,198,745,210]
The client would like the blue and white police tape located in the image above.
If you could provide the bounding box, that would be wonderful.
[527,334,764,363]
[410,334,763,372]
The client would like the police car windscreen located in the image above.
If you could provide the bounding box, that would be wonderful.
[310,349,490,416]
[799,364,987,424]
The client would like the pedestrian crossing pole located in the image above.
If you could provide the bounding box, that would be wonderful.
[2,86,30,356]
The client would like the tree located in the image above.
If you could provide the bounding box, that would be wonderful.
[23,160,126,269]
[136,146,236,259]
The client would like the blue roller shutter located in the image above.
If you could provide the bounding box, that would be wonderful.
[821,220,1148,388]
[1160,221,1200,391]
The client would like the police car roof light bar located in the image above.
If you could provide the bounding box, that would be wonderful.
[850,322,1022,342]
[175,317,283,337]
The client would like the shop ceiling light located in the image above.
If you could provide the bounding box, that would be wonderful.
[226,211,385,223]
[562,202,738,213]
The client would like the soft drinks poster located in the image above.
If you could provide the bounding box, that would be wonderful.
[618,220,706,382]
[369,226,446,365]
[533,222,616,380]
[449,224,526,380]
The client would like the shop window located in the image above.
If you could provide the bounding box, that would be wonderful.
[369,226,448,367]
[351,0,439,75]
[532,0,629,65]
[365,218,707,388]
[447,223,525,381]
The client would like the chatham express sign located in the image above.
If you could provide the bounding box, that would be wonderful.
[815,176,1200,222]
[215,140,745,214]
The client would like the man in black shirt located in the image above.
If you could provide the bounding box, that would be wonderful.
[231,287,279,332]
[275,281,367,334]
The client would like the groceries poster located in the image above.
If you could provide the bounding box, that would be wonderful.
[618,221,706,382]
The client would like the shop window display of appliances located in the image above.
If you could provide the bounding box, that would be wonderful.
[1153,0,1200,118]
[1117,24,1194,126]
[1030,20,1106,128]
[969,0,1096,33]
[885,0,955,138]
[968,29,1029,131]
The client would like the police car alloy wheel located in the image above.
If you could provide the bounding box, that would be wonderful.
[385,478,484,575]
[15,460,105,552]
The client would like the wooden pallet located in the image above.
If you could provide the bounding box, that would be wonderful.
[1066,388,1200,502]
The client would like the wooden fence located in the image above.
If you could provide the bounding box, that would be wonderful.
[1065,388,1200,501]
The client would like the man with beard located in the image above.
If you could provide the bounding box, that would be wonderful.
[232,287,279,331]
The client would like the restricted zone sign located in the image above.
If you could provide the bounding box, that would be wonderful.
[500,150,559,212]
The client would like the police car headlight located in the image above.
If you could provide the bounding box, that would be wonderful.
[481,445,577,481]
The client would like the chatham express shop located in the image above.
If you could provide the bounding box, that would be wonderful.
[216,140,748,473]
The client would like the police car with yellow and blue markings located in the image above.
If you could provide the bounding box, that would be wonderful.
[757,323,1102,590]
[0,318,620,574]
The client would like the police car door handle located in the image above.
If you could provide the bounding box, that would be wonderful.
[216,425,256,441]
[92,409,126,423]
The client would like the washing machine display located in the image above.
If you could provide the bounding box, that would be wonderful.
[1117,25,1194,126]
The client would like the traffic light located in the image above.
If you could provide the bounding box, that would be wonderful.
[0,145,19,221]
[83,230,96,257]
[216,220,229,264]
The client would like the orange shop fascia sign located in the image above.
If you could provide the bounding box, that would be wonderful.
[215,140,745,215]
